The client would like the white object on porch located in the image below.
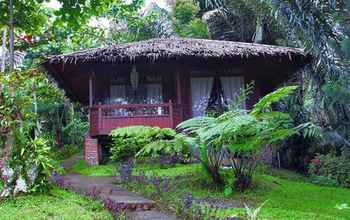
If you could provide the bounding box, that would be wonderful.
[110,85,126,104]
[191,77,214,117]
[220,76,245,109]
[110,85,128,116]
[147,83,163,104]
[147,83,163,115]
[109,85,127,117]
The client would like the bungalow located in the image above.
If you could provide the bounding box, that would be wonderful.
[43,38,310,165]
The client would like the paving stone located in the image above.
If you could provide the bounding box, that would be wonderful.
[126,211,178,220]
[54,174,177,219]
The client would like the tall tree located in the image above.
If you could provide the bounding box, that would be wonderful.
[198,0,350,169]
[8,0,14,71]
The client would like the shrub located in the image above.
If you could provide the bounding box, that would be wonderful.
[62,117,88,148]
[109,126,156,161]
[136,133,191,163]
[178,86,306,191]
[109,126,188,161]
[308,174,338,187]
[1,132,60,196]
[308,153,350,187]
[51,144,80,160]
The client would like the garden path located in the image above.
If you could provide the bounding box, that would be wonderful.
[55,155,177,220]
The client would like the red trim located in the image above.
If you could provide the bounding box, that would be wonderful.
[89,102,183,136]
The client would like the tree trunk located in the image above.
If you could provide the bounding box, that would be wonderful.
[1,29,6,72]
[0,0,31,198]
[209,166,223,185]
[56,129,63,148]
[0,132,15,197]
[234,173,252,191]
[9,0,14,72]
[33,86,41,137]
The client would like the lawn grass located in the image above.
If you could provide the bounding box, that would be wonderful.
[71,160,350,219]
[71,159,116,176]
[0,186,114,220]
[71,159,202,177]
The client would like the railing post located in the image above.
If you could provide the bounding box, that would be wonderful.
[98,106,102,134]
[89,107,92,136]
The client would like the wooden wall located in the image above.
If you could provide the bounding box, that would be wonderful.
[89,61,295,115]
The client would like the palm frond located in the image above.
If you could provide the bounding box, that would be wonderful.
[251,86,298,116]
[177,116,216,134]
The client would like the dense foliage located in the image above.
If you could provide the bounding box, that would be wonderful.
[0,70,60,196]
[173,0,209,38]
[109,126,190,162]
[198,0,350,172]
[309,153,350,188]
[136,133,191,161]
[178,86,305,190]
[0,0,349,213]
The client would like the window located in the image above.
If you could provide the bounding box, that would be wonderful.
[109,73,163,104]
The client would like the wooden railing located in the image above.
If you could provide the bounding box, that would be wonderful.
[89,102,183,136]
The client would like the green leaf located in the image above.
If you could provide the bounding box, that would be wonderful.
[224,186,233,196]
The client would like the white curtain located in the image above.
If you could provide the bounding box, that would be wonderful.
[220,76,245,108]
[110,85,126,104]
[191,77,214,117]
[147,83,163,104]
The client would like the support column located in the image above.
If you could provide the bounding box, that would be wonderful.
[84,135,101,166]
[89,75,93,107]
[175,71,182,104]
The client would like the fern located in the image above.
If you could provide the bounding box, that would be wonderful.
[251,86,298,116]
[136,134,191,159]
[109,126,183,161]
[178,85,301,190]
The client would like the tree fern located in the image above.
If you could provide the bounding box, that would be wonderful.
[251,86,298,116]
[178,85,301,190]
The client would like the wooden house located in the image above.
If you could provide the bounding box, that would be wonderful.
[43,38,310,165]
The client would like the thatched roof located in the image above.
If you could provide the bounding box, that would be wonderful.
[42,38,311,104]
[44,38,309,66]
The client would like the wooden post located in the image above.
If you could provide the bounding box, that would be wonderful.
[98,106,102,133]
[169,100,174,128]
[89,75,93,107]
[88,75,94,136]
[175,71,182,104]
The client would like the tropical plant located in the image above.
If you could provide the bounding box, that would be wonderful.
[8,133,59,194]
[0,69,60,197]
[178,86,305,190]
[109,126,187,161]
[136,133,191,161]
[244,201,267,220]
[173,0,209,38]
[308,153,350,188]
[199,0,350,169]
[61,113,88,147]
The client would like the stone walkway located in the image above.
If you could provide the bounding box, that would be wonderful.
[56,155,177,220]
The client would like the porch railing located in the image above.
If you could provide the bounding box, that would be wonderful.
[89,102,183,136]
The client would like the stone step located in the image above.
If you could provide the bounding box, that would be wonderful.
[126,211,178,220]
[56,174,156,211]
[53,174,176,219]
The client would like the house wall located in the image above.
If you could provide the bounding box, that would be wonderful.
[85,62,293,165]
[90,63,281,119]
[92,66,178,105]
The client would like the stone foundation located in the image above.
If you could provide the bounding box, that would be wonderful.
[84,135,101,166]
